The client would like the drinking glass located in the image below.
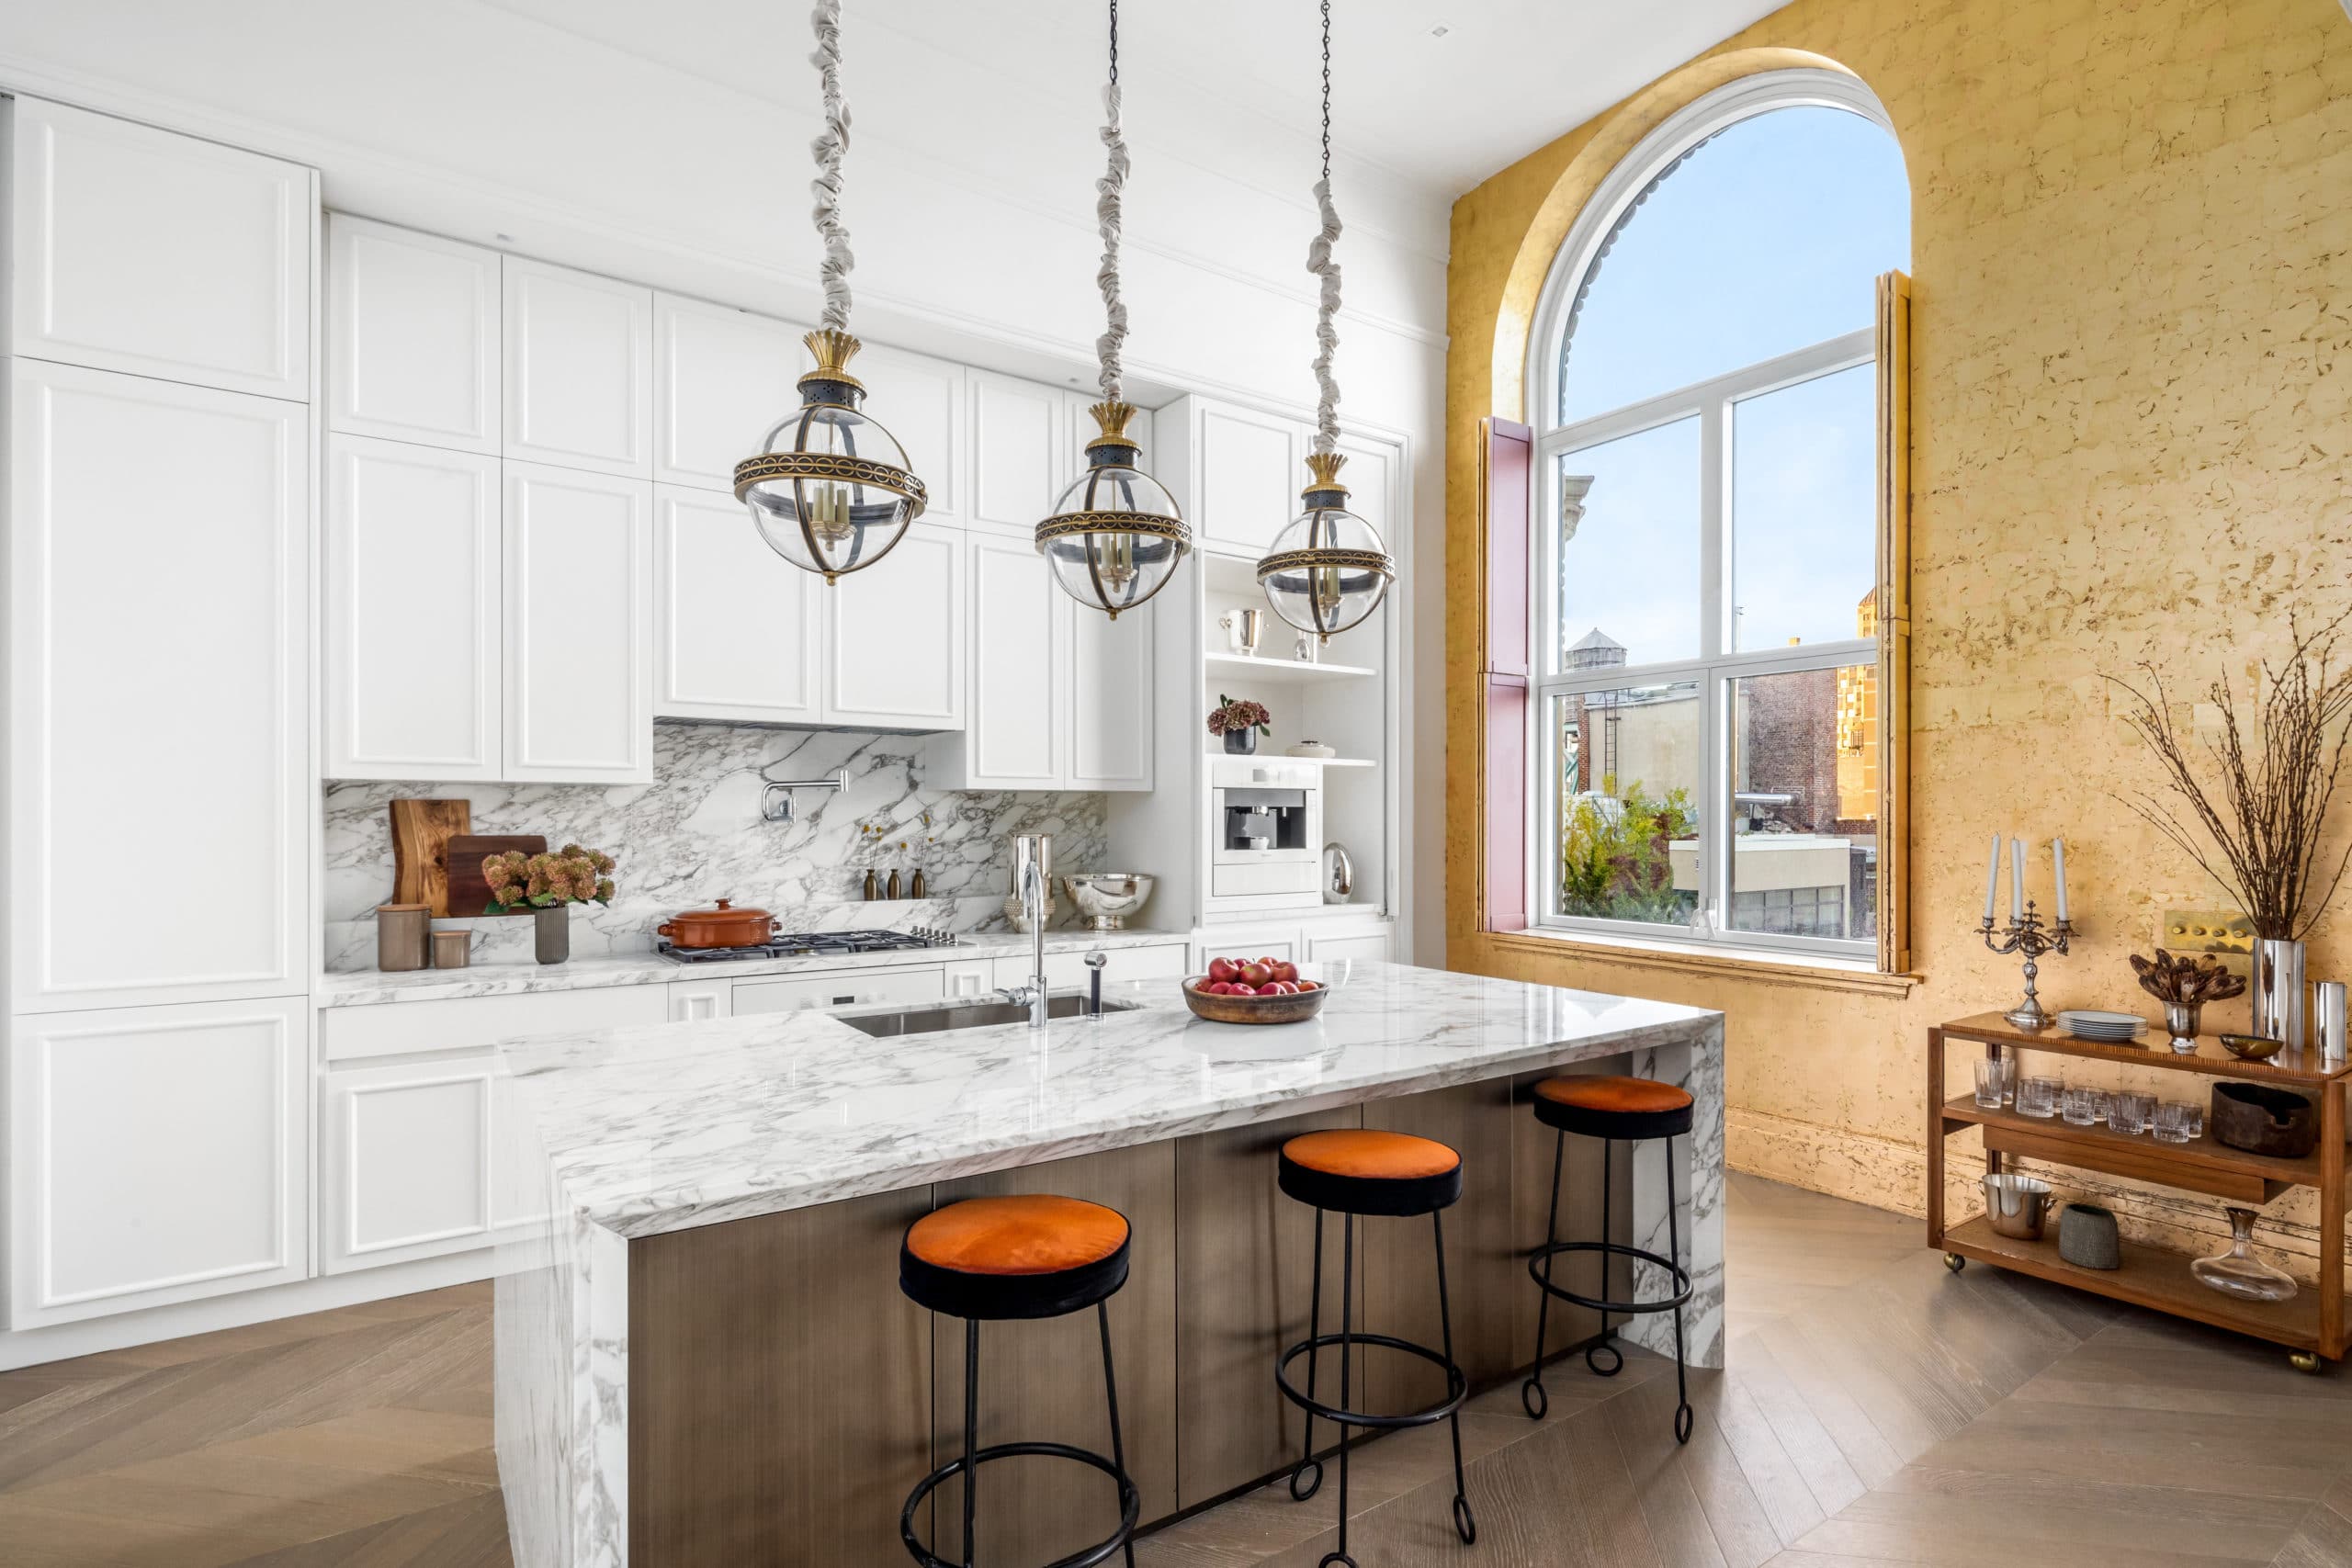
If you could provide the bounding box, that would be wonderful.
[1973,1057,2007,1109]
[2153,1100,2201,1144]
[2109,1090,2156,1135]
[2018,1076,2062,1119]
[2061,1086,2105,1126]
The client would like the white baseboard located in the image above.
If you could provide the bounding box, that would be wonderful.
[0,1250,495,1371]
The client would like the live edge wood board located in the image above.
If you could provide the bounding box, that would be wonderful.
[1928,1012,2349,1362]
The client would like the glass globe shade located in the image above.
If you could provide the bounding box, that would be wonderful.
[1258,454,1395,642]
[1036,402,1191,619]
[734,330,927,584]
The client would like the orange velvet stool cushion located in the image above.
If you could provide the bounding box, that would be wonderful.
[1281,1129,1462,1181]
[1533,1076,1693,1115]
[905,1195,1130,1277]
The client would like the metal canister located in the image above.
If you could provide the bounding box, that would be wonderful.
[377,904,430,972]
[2317,981,2347,1070]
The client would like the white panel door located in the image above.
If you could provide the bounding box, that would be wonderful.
[9,998,307,1328]
[957,532,1062,787]
[1333,434,1395,548]
[503,258,652,478]
[654,483,824,724]
[822,525,964,730]
[967,370,1063,535]
[1196,402,1299,556]
[324,435,502,780]
[857,341,965,525]
[1303,927,1394,964]
[326,216,500,451]
[652,293,804,491]
[730,965,945,1014]
[1068,595,1154,791]
[9,97,310,400]
[9,361,307,1010]
[320,1055,494,1273]
[504,461,652,782]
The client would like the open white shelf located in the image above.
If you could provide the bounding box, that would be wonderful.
[1204,652,1379,681]
[1204,750,1376,769]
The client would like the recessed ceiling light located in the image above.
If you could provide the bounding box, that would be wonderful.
[1428,24,1450,38]
[495,232,514,243]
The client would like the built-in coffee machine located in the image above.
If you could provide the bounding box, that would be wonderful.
[1207,758,1324,910]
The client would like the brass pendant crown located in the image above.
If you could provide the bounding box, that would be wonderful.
[1301,449,1350,500]
[797,328,865,392]
[1084,400,1143,454]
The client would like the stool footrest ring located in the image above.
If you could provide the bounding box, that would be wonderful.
[1527,1238,1692,1314]
[1275,1330,1467,1431]
[900,1440,1140,1568]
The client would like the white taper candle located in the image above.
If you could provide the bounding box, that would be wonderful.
[2010,837,2026,919]
[2052,837,2068,923]
[1984,833,2002,923]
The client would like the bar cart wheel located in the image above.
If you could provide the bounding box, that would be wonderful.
[1944,1253,1965,1273]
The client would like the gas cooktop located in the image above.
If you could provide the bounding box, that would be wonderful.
[656,928,958,964]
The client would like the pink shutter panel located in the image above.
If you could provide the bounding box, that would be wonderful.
[1482,418,1533,932]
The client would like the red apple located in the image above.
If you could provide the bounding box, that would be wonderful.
[1239,962,1273,988]
[1206,956,1238,985]
[1295,979,1318,992]
[1272,961,1299,983]
[1268,980,1297,995]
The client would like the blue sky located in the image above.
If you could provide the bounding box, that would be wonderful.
[1555,106,1911,670]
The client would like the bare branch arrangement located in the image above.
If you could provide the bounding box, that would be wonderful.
[2130,948,2245,1008]
[2107,609,2352,942]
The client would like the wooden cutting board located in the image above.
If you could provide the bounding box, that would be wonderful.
[447,834,548,919]
[389,799,470,916]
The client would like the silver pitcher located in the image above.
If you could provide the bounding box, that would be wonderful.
[1982,1173,2052,1240]
[2253,937,2307,1052]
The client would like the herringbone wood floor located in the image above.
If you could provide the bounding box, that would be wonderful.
[5,1175,2350,1565]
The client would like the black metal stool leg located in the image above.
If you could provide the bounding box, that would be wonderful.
[1522,1127,1564,1419]
[1432,1210,1476,1545]
[1291,1207,1325,1501]
[1320,1211,1356,1568]
[1097,1302,1138,1568]
[961,1317,979,1568]
[1587,1138,1623,1378]
[1668,1134,1693,1445]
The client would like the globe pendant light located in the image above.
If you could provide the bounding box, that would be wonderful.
[734,0,926,584]
[1036,0,1190,619]
[1258,0,1394,644]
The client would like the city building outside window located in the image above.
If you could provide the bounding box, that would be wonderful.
[1525,73,1910,960]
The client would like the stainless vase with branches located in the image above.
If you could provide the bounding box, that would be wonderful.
[2108,611,2352,1047]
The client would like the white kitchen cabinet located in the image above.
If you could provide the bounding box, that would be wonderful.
[8,97,311,400]
[319,1054,496,1274]
[504,461,653,783]
[990,944,1189,992]
[8,360,308,1010]
[318,986,669,1063]
[823,524,964,730]
[1191,399,1300,558]
[652,293,805,491]
[942,959,995,999]
[668,978,732,1022]
[654,484,825,724]
[731,965,946,1015]
[968,368,1064,535]
[857,340,966,525]
[1068,592,1155,789]
[326,216,500,451]
[1193,924,1302,970]
[1302,923,1395,965]
[8,998,308,1328]
[324,435,503,780]
[503,257,652,478]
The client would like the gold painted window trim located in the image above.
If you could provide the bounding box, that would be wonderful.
[1876,269,1912,976]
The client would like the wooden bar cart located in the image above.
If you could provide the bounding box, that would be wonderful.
[1928,1012,2349,1371]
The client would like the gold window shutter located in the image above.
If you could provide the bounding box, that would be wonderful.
[1875,269,1913,975]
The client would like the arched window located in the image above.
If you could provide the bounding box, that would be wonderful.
[1525,71,1910,956]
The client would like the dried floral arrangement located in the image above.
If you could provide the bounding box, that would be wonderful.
[2129,949,2246,1009]
[2108,610,2352,942]
[1206,694,1272,739]
[483,843,616,914]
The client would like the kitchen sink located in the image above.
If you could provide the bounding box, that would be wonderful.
[838,993,1141,1038]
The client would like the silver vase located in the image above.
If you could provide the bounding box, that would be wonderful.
[2252,937,2306,1051]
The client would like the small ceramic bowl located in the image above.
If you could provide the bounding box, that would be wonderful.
[2220,1033,2285,1062]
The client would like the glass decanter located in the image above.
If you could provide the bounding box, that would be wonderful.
[2190,1206,2298,1303]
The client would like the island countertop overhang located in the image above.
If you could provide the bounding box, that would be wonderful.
[498,960,1724,1242]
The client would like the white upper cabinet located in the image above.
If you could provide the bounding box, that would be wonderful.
[1333,433,1396,547]
[326,216,500,452]
[503,258,652,478]
[1167,397,1300,558]
[1068,593,1155,790]
[652,293,804,491]
[9,360,308,1010]
[503,461,653,782]
[856,341,965,525]
[968,369,1065,535]
[954,532,1064,787]
[324,434,503,780]
[8,997,309,1329]
[824,524,963,731]
[8,98,311,400]
[654,483,824,725]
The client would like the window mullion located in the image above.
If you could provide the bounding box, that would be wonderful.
[1699,398,1728,940]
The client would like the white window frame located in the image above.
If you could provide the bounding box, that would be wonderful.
[1521,70,1900,962]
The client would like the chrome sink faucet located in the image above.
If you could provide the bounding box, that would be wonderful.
[1007,833,1051,1029]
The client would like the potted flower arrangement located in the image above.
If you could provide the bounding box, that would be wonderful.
[483,843,616,965]
[1207,694,1272,756]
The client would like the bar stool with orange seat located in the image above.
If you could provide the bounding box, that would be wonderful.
[1520,1073,1696,1443]
[899,1194,1140,1568]
[1275,1128,1477,1568]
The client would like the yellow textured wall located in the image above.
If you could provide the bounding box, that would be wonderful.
[1446,0,2352,1260]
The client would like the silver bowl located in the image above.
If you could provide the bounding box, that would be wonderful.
[1063,872,1156,931]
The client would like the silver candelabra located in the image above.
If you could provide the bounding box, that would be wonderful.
[1979,900,2074,1030]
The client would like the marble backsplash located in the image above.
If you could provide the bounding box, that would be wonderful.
[323,724,1109,969]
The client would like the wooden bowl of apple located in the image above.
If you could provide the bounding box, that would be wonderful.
[1182,955,1329,1024]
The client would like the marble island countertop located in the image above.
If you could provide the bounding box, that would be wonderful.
[498,959,1723,1241]
[319,924,1192,1007]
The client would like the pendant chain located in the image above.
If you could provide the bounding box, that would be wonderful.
[1319,0,1331,184]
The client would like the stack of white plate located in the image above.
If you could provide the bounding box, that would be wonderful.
[2058,1009,2150,1041]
